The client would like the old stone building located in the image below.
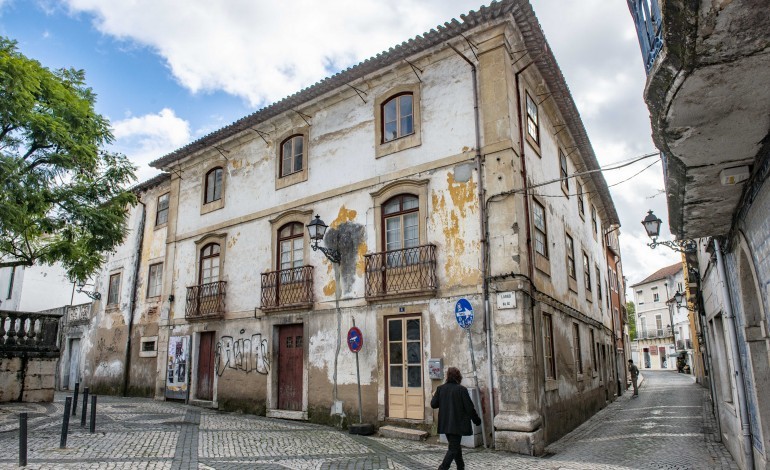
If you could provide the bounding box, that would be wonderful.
[630,0,770,468]
[61,174,171,397]
[604,227,629,392]
[73,0,623,454]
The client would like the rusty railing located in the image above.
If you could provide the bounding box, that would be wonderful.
[365,244,437,299]
[0,310,62,356]
[261,265,314,311]
[185,281,227,320]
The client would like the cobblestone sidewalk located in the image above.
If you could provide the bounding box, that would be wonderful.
[0,372,737,469]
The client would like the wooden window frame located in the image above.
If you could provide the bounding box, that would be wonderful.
[381,93,415,143]
[107,272,121,306]
[156,193,169,227]
[275,130,309,190]
[576,182,585,219]
[382,194,420,255]
[591,204,598,237]
[374,84,421,158]
[147,262,163,298]
[596,265,602,304]
[199,243,221,285]
[559,149,569,196]
[525,92,540,145]
[277,222,305,271]
[566,233,577,293]
[532,197,550,275]
[583,251,592,300]
[279,134,304,178]
[573,323,583,376]
[543,313,556,380]
[201,163,226,214]
[371,180,428,252]
[204,167,223,204]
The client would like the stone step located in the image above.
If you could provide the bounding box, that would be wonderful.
[378,425,428,441]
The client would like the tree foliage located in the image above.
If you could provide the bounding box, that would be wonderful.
[626,301,636,340]
[0,37,136,282]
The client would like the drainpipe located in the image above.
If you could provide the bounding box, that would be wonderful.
[514,63,535,284]
[123,200,146,397]
[713,238,753,469]
[447,43,493,448]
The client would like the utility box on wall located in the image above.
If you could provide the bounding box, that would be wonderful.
[428,358,444,380]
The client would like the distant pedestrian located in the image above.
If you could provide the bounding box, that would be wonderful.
[628,359,639,397]
[431,367,481,470]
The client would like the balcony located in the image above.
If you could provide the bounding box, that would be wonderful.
[261,266,314,312]
[365,244,437,300]
[637,329,673,340]
[628,0,770,238]
[0,310,61,356]
[185,281,227,321]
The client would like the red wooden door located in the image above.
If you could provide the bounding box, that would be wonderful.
[197,332,215,400]
[278,324,303,411]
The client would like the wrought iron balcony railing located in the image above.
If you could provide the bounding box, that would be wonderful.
[627,0,663,73]
[261,265,314,312]
[637,328,673,340]
[0,310,62,356]
[365,244,437,299]
[185,281,226,320]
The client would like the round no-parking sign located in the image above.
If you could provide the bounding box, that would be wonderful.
[455,298,474,329]
[347,326,363,353]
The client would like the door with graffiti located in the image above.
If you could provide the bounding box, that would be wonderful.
[386,316,423,420]
[278,324,303,411]
[197,332,216,401]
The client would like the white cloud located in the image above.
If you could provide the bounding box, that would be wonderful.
[111,108,191,181]
[63,0,478,107]
[64,0,675,284]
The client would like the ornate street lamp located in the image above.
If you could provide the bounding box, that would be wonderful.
[641,210,697,253]
[307,215,340,264]
[76,281,101,301]
[673,290,696,312]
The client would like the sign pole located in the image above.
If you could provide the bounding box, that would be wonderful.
[467,328,488,448]
[355,350,363,424]
[346,322,373,435]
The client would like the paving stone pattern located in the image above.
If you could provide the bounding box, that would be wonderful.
[0,371,736,469]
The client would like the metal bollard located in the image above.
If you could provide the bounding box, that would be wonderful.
[19,412,27,467]
[81,387,89,426]
[61,397,72,448]
[89,395,97,433]
[72,382,79,416]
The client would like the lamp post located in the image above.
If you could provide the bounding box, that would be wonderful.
[306,215,344,417]
[76,281,101,301]
[641,210,697,253]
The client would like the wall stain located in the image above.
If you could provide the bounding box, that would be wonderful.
[331,206,358,228]
[324,279,336,297]
[446,172,478,219]
[324,206,365,296]
[228,232,240,249]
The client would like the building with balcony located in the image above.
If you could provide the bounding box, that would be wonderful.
[631,262,692,370]
[605,227,629,392]
[68,0,622,454]
[629,0,770,467]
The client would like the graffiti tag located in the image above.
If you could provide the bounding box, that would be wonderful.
[215,334,270,376]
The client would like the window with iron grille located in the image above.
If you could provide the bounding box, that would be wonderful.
[204,167,223,204]
[525,92,539,144]
[533,200,548,257]
[280,135,304,177]
[147,263,163,298]
[382,93,414,143]
[107,273,121,306]
[156,193,169,226]
[543,313,555,379]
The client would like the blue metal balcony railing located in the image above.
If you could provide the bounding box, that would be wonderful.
[627,0,663,73]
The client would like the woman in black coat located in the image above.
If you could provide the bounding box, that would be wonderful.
[431,367,481,469]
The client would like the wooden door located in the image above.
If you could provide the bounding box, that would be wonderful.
[387,316,423,420]
[197,332,215,400]
[68,338,80,390]
[278,324,303,411]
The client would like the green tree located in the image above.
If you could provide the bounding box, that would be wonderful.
[626,301,637,340]
[0,38,136,282]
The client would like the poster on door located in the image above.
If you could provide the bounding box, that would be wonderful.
[165,335,190,399]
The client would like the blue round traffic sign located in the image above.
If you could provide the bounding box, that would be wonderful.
[347,326,363,353]
[455,298,474,329]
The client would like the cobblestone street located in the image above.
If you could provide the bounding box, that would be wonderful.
[0,372,736,469]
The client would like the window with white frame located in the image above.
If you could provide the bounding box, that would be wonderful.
[147,263,163,298]
[533,200,548,257]
[107,273,121,306]
[525,92,539,144]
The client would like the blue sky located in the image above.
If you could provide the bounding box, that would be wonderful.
[0,0,681,283]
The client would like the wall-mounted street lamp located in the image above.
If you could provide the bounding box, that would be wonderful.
[673,290,697,312]
[306,215,341,264]
[76,281,101,301]
[641,210,697,253]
